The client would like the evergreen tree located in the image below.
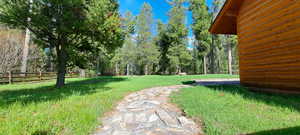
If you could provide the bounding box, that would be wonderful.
[110,11,137,76]
[136,3,159,75]
[121,11,137,75]
[20,0,32,73]
[0,0,125,87]
[208,0,225,74]
[226,35,238,74]
[190,0,211,74]
[210,0,238,74]
[190,38,202,74]
[157,0,191,74]
[212,0,226,19]
[156,20,171,74]
[167,44,192,74]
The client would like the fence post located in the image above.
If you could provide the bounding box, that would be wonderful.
[8,71,12,84]
[39,71,42,81]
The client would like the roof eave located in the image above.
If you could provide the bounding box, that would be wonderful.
[209,0,244,35]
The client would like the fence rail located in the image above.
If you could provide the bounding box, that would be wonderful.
[0,72,80,84]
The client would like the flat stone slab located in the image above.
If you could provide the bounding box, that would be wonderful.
[93,85,203,135]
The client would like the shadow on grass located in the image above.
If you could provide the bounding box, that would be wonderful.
[0,76,127,107]
[181,80,196,85]
[202,85,300,112]
[247,126,300,135]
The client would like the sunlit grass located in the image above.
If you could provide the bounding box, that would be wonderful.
[0,75,237,135]
[172,85,300,135]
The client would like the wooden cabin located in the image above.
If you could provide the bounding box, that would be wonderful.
[210,0,300,94]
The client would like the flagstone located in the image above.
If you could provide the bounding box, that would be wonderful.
[93,85,203,135]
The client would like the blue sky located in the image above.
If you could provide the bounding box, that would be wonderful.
[119,0,213,23]
[118,0,213,47]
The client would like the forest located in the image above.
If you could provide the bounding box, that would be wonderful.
[0,0,238,87]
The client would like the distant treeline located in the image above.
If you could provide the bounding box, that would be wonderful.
[0,0,237,79]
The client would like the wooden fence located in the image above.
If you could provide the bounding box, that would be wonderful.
[0,72,80,84]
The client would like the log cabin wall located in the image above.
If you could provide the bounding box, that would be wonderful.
[237,0,300,93]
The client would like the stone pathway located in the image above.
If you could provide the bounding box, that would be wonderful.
[93,85,202,135]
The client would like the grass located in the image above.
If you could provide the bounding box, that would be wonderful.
[172,85,300,135]
[0,74,237,135]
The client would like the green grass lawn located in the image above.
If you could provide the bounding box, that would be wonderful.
[172,85,300,135]
[0,75,236,135]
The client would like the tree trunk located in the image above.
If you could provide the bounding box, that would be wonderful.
[56,45,67,88]
[96,56,100,75]
[21,0,33,73]
[228,42,233,75]
[21,28,30,73]
[210,35,215,74]
[176,65,181,74]
[130,63,134,76]
[203,56,207,75]
[126,64,130,76]
[217,54,221,74]
[115,63,119,76]
[79,69,85,78]
[46,46,54,72]
[144,64,148,75]
[50,46,55,72]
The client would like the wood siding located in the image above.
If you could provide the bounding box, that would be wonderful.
[237,0,300,93]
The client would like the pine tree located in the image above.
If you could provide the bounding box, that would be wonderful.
[226,35,238,75]
[0,0,125,87]
[212,0,226,19]
[20,0,32,73]
[156,20,171,74]
[136,3,159,75]
[209,0,226,74]
[158,0,191,74]
[190,0,211,74]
